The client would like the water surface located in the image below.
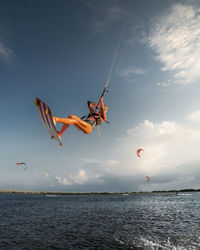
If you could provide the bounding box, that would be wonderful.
[0,192,199,249]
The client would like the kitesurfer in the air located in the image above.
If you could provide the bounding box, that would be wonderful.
[52,97,108,139]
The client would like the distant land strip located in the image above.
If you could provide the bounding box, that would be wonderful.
[0,189,199,195]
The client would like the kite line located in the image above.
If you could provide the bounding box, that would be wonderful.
[97,20,127,108]
[95,19,128,137]
[106,22,126,85]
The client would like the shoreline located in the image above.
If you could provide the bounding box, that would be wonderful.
[0,188,199,195]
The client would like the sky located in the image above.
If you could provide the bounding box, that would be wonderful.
[1,0,200,192]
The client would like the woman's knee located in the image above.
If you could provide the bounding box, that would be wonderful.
[68,114,77,119]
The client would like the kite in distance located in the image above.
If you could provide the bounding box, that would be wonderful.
[45,170,49,177]
[146,176,150,182]
[16,162,27,170]
[137,148,144,158]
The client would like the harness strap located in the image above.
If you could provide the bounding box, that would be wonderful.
[81,113,109,125]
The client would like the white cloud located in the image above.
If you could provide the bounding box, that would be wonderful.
[127,120,185,139]
[86,0,129,33]
[117,66,145,84]
[56,176,64,184]
[105,160,119,167]
[157,80,172,88]
[56,118,200,191]
[56,169,89,186]
[188,110,200,122]
[148,4,200,84]
[119,65,145,79]
[82,158,119,178]
[74,169,89,184]
[0,41,14,65]
[115,119,200,177]
[83,158,118,167]
[73,159,119,187]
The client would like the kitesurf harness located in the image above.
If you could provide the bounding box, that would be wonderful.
[81,101,108,127]
[82,112,102,127]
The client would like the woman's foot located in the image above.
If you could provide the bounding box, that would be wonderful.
[52,116,57,126]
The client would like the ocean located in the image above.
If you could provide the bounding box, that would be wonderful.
[0,192,199,249]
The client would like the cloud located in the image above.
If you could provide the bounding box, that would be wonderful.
[83,158,118,167]
[67,119,200,191]
[54,118,200,191]
[56,176,70,185]
[118,65,145,82]
[86,0,129,33]
[148,4,200,84]
[0,41,14,65]
[116,119,200,177]
[54,158,119,189]
[188,110,200,122]
[56,169,89,186]
[82,158,119,178]
[149,161,200,190]
[74,169,89,184]
[156,80,172,88]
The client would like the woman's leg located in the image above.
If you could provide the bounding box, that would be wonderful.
[67,115,93,133]
[58,124,70,138]
[52,115,93,137]
[73,119,93,134]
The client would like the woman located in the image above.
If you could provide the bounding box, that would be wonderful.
[52,97,108,139]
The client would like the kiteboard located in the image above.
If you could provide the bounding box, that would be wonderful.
[34,97,62,146]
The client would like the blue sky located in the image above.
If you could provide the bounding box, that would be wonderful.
[1,0,200,192]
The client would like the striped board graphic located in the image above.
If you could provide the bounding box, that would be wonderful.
[34,97,62,146]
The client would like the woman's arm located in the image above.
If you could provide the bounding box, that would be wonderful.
[87,101,98,113]
[99,97,107,121]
